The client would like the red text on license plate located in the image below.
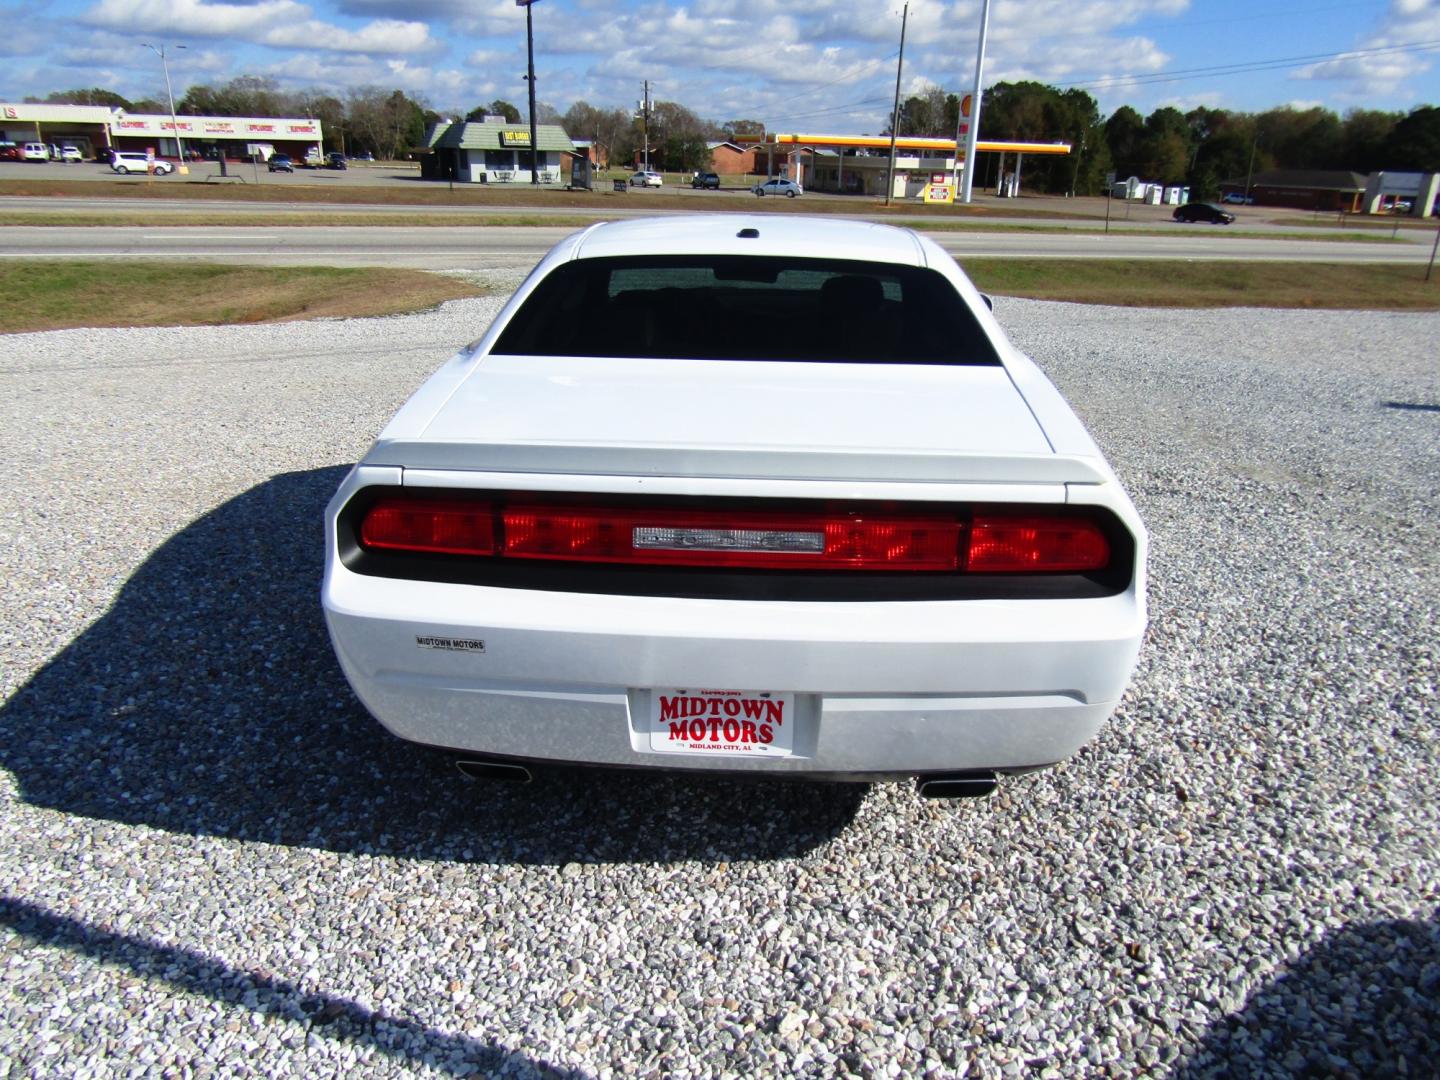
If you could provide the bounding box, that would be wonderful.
[647,689,795,757]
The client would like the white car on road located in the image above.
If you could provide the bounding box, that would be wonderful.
[110,151,173,175]
[752,177,802,197]
[629,170,663,187]
[323,215,1147,796]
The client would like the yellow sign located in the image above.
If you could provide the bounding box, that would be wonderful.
[500,129,531,146]
[923,183,955,205]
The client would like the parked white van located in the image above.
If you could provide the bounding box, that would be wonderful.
[21,142,49,162]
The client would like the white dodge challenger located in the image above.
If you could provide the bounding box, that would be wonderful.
[322,215,1146,797]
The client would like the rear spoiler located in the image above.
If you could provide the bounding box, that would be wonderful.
[364,439,1110,487]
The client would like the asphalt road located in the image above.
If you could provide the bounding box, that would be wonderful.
[1,221,1433,269]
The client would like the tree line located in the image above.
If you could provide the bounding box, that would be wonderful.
[887,81,1440,198]
[32,78,1439,189]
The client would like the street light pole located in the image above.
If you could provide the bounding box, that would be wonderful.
[960,0,992,204]
[142,43,187,170]
[1244,135,1258,204]
[518,0,541,184]
[884,2,908,208]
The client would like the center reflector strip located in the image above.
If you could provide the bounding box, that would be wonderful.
[633,526,825,554]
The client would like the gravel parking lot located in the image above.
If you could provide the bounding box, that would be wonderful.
[1,288,1436,1078]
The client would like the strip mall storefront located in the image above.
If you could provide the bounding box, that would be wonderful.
[1,103,323,162]
[109,114,322,162]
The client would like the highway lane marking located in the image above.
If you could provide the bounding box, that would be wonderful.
[141,234,281,240]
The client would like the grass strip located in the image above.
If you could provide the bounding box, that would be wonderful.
[3,258,1434,335]
[0,213,616,229]
[961,259,1440,309]
[0,177,1079,218]
[0,262,486,334]
[0,211,1405,244]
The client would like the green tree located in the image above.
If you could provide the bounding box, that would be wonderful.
[287,90,346,151]
[637,100,713,168]
[38,87,133,109]
[665,133,711,172]
[979,82,1100,193]
[468,99,521,123]
[178,76,284,117]
[348,87,428,160]
[1338,108,1400,172]
[1254,106,1341,170]
[1382,105,1440,171]
[892,83,954,137]
[563,101,632,168]
[1104,106,1145,179]
[722,119,766,141]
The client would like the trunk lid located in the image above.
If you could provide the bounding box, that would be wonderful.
[366,355,1104,486]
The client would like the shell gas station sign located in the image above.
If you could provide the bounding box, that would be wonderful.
[923,173,955,204]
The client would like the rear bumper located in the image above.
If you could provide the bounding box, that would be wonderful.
[323,567,1143,777]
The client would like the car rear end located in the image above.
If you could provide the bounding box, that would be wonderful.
[322,216,1146,786]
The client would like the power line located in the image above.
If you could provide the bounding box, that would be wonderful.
[768,95,894,127]
[1057,38,1440,91]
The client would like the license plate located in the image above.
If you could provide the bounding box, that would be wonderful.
[646,688,795,757]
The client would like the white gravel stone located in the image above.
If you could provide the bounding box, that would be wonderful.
[0,291,1436,1077]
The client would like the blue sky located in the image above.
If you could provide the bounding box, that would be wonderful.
[4,0,1438,130]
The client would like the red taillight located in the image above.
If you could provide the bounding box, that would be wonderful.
[359,498,497,556]
[965,515,1110,572]
[357,497,1111,574]
[502,505,961,570]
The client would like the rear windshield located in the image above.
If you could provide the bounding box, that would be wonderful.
[491,256,1000,365]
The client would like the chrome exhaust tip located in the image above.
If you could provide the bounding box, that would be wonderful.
[916,772,998,799]
[455,759,533,783]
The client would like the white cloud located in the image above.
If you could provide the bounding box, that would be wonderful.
[82,0,432,55]
[262,17,432,52]
[85,0,309,37]
[464,48,512,67]
[1291,0,1439,96]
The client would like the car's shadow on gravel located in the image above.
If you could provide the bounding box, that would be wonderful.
[1172,913,1440,1078]
[0,895,587,1079]
[0,467,864,863]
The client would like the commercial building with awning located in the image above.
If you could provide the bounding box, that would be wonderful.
[1,103,114,159]
[740,133,1071,198]
[425,119,575,184]
[1,101,323,162]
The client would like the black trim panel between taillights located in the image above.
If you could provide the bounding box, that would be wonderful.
[336,488,1136,602]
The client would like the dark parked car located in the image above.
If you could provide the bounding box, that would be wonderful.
[327,152,348,169]
[1173,202,1235,224]
[691,172,720,189]
[268,154,294,173]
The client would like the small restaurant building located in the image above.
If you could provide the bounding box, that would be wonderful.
[424,119,575,184]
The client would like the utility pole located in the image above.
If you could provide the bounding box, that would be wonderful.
[1243,134,1258,205]
[519,0,541,184]
[642,81,651,172]
[960,0,992,204]
[142,43,187,172]
[884,2,908,208]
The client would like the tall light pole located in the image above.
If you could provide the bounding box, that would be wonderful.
[142,43,187,170]
[517,0,541,184]
[960,0,992,204]
[884,2,908,208]
[1243,134,1259,204]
